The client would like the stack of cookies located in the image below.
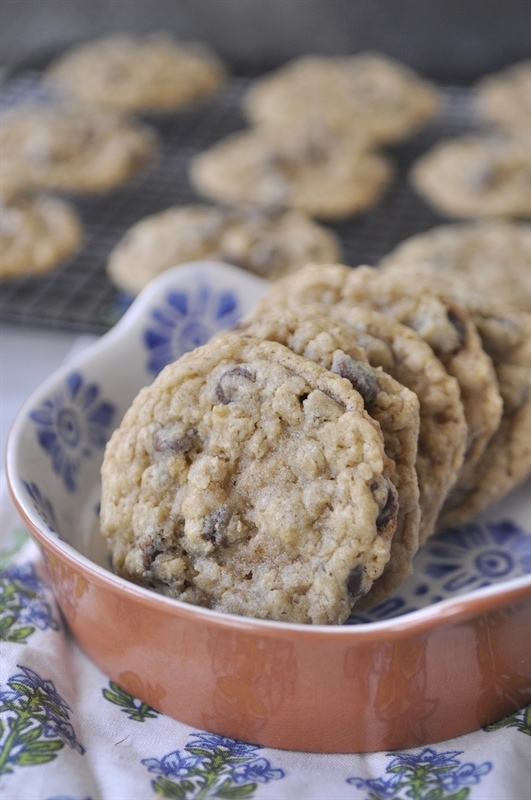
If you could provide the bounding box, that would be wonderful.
[99,258,531,626]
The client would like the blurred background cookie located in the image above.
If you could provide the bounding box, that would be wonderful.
[0,103,157,198]
[379,219,531,311]
[189,130,394,219]
[410,135,531,219]
[44,31,228,114]
[107,204,343,294]
[474,60,531,142]
[0,193,82,280]
[243,52,441,146]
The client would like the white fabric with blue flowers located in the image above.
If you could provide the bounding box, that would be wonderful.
[1,474,530,800]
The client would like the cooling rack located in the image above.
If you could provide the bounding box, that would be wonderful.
[0,69,479,334]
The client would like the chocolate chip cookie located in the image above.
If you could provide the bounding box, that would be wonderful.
[379,219,531,312]
[383,263,531,526]
[255,262,502,512]
[410,135,531,219]
[238,307,421,606]
[107,204,342,294]
[45,32,227,114]
[474,60,531,143]
[0,193,82,279]
[100,331,398,624]
[0,103,157,198]
[189,129,393,219]
[243,52,440,145]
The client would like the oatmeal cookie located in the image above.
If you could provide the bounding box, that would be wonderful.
[474,61,531,142]
[410,135,531,219]
[107,204,342,294]
[243,52,440,145]
[45,32,227,114]
[238,308,421,606]
[100,332,398,625]
[0,193,82,280]
[254,263,502,520]
[379,219,531,312]
[274,303,467,544]
[381,262,531,525]
[0,103,156,198]
[189,129,393,219]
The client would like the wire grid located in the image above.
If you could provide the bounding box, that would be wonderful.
[0,71,480,334]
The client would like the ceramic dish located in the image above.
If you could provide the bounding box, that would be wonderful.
[6,261,531,753]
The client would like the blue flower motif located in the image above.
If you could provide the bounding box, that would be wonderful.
[1,664,85,772]
[348,773,402,798]
[29,372,116,492]
[142,733,285,796]
[144,283,241,375]
[21,481,58,533]
[142,749,203,778]
[348,519,531,625]
[2,563,42,593]
[424,520,531,593]
[232,756,286,784]
[347,746,492,799]
[1,563,60,636]
[187,732,262,758]
[441,760,492,791]
[387,747,462,772]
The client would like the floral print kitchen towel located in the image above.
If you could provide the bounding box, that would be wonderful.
[1,473,530,800]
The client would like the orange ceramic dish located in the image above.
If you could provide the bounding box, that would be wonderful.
[6,261,531,753]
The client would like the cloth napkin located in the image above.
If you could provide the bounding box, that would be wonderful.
[1,473,530,800]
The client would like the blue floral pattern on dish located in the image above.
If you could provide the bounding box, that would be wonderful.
[143,282,241,375]
[349,520,531,624]
[21,480,58,533]
[29,372,116,492]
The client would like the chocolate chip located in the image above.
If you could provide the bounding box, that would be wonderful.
[202,506,233,547]
[331,353,379,406]
[347,564,366,601]
[140,537,163,570]
[215,366,255,404]
[154,426,196,455]
[375,482,398,532]
[446,309,467,350]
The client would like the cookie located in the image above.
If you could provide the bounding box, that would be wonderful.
[100,331,399,624]
[410,135,531,219]
[44,32,227,114]
[0,103,157,198]
[379,219,531,312]
[254,262,503,524]
[189,129,393,219]
[238,308,421,606]
[0,193,82,280]
[382,262,531,526]
[107,204,343,294]
[243,52,440,145]
[474,61,531,142]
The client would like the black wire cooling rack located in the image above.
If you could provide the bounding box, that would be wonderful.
[0,69,480,334]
